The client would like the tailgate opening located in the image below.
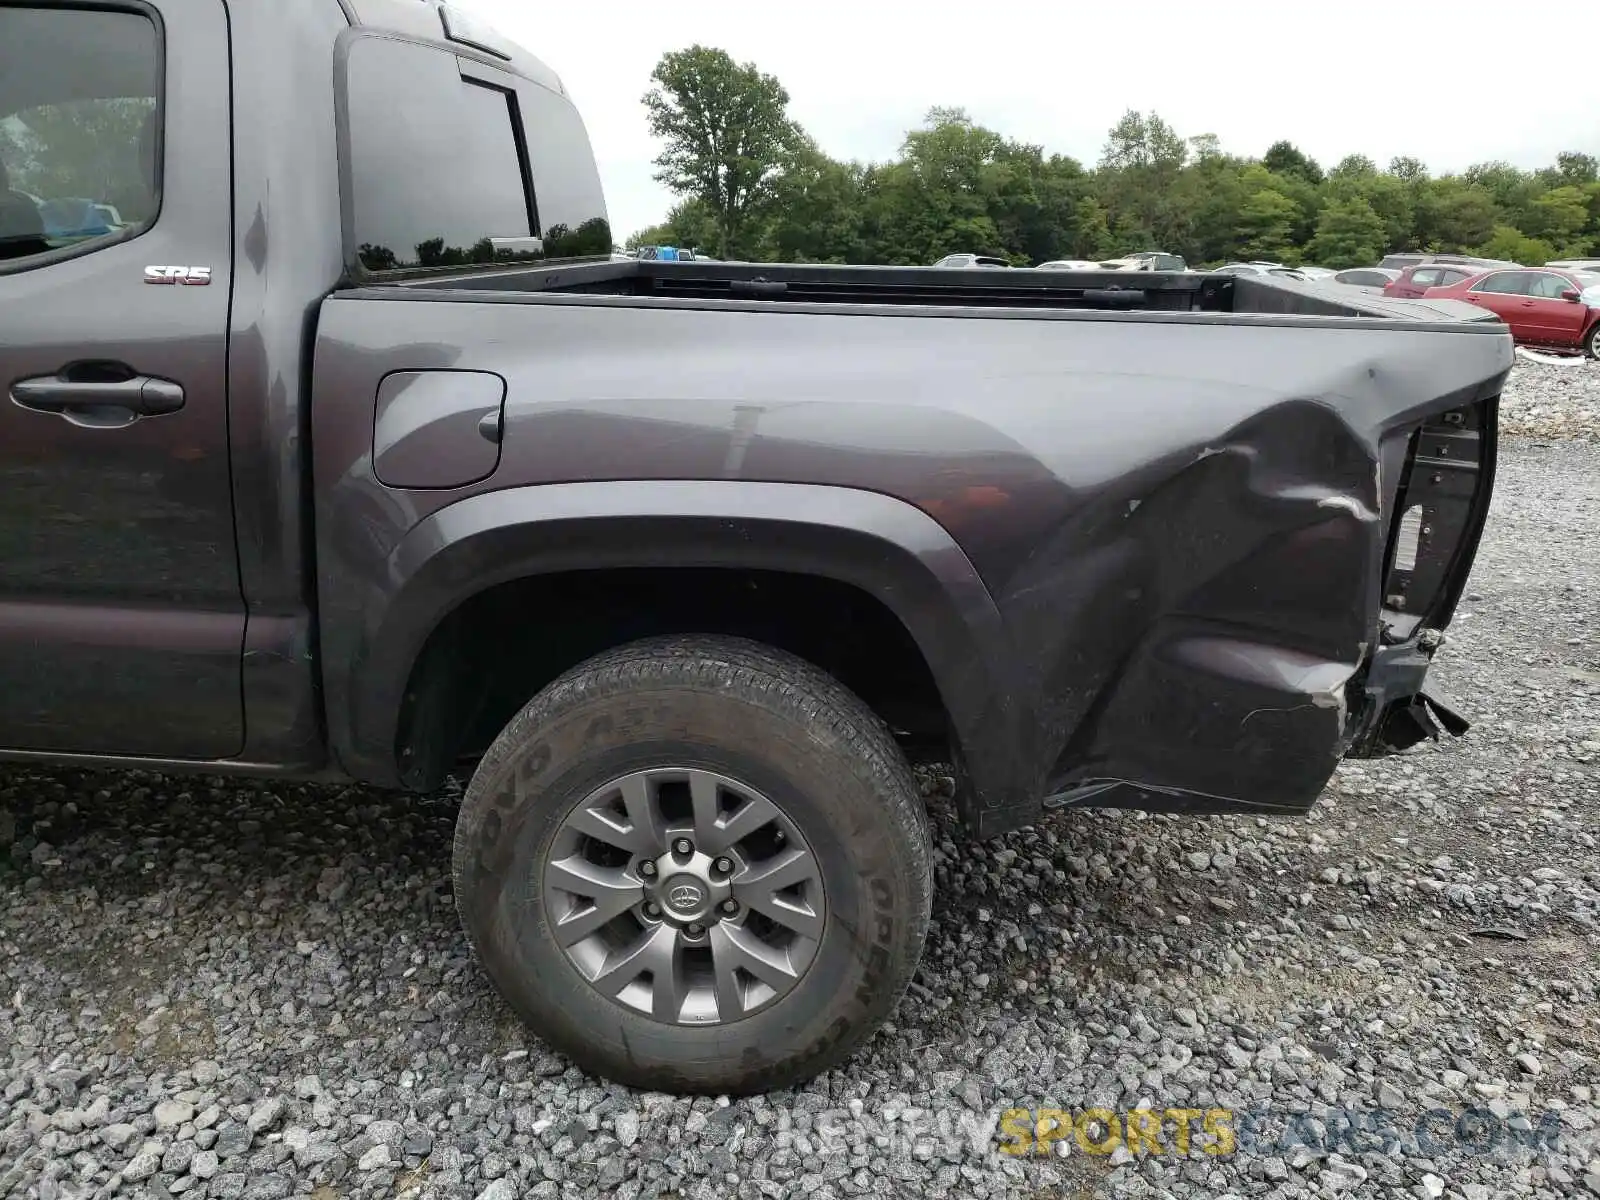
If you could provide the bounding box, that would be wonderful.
[1348,395,1499,758]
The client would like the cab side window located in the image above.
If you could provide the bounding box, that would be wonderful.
[0,6,161,269]
[1473,272,1529,295]
[1525,273,1570,299]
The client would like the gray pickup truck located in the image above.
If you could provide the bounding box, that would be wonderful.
[0,0,1512,1095]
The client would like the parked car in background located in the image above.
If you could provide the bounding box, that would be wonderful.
[1211,262,1308,280]
[932,253,1010,268]
[1424,266,1600,358]
[1379,252,1514,273]
[1383,263,1480,299]
[1036,259,1104,271]
[1546,258,1600,273]
[635,245,707,262]
[1097,251,1187,271]
[1294,266,1337,281]
[1331,267,1400,289]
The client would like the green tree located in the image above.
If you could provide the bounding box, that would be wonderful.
[1233,165,1300,261]
[1098,109,1189,251]
[860,110,1006,263]
[1525,185,1590,247]
[1262,140,1323,185]
[1329,153,1378,181]
[1237,186,1299,261]
[768,139,866,263]
[1100,110,1187,172]
[1475,225,1555,265]
[1183,154,1252,264]
[627,197,721,254]
[1306,196,1387,266]
[1388,156,1428,183]
[1463,161,1535,212]
[1068,197,1113,258]
[1325,172,1413,252]
[1417,180,1499,251]
[642,46,801,258]
[629,52,1600,274]
[1553,151,1598,186]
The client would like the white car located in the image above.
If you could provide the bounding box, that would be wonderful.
[1212,262,1309,281]
[1097,251,1187,272]
[1036,259,1104,271]
[932,253,1010,269]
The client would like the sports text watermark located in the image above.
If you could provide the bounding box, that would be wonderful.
[994,1104,1570,1159]
[734,1102,1586,1164]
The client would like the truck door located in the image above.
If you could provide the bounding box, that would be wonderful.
[0,0,244,758]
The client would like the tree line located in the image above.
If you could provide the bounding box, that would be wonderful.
[629,46,1600,269]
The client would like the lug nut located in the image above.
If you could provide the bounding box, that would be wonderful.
[720,899,739,915]
[644,902,661,917]
[686,923,704,937]
[639,860,656,877]
[713,857,734,875]
[673,838,693,855]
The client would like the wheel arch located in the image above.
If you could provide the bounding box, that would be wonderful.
[325,479,1024,825]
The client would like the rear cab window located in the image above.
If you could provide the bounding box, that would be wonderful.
[0,6,160,270]
[1408,268,1442,289]
[340,32,610,276]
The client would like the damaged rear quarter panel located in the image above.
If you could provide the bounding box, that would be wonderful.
[312,298,1511,832]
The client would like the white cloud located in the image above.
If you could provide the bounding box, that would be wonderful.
[460,0,1599,241]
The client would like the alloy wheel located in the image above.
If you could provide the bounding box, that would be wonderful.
[542,768,825,1025]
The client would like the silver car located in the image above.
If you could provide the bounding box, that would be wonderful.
[1330,267,1401,290]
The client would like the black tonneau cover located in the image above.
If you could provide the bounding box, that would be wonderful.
[370,259,1507,326]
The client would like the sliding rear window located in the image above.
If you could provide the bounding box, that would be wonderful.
[342,36,535,273]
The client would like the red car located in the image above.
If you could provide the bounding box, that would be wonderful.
[1381,263,1481,299]
[1423,266,1600,358]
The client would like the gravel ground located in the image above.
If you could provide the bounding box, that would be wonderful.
[1501,352,1600,441]
[2,361,1598,1200]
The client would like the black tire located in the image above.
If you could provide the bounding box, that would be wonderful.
[451,634,933,1094]
[1585,322,1599,361]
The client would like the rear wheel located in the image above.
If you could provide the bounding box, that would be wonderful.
[451,634,934,1094]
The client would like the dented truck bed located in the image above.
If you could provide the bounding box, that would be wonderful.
[314,264,1512,838]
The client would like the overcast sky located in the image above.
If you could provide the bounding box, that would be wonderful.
[465,0,1599,242]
